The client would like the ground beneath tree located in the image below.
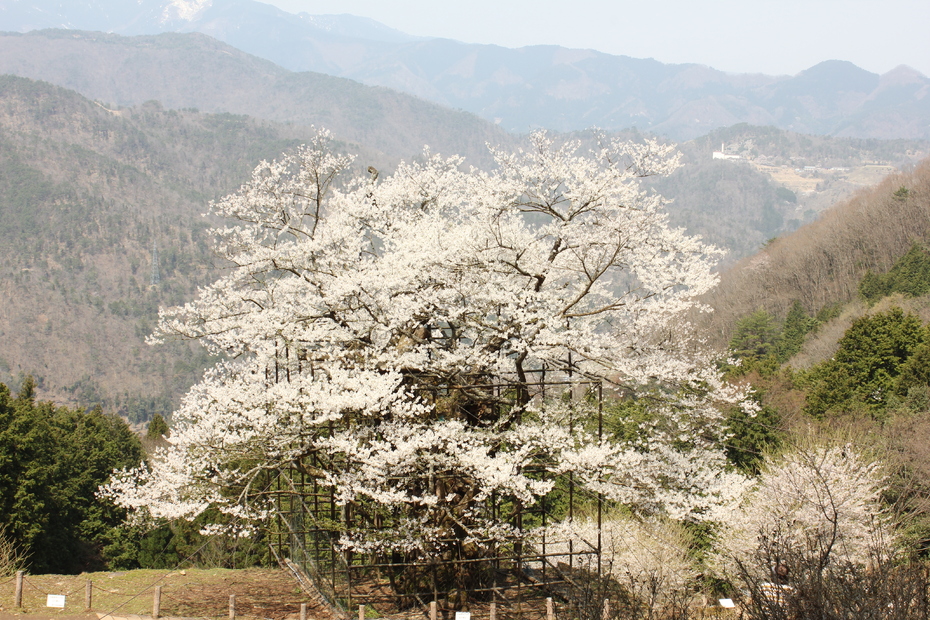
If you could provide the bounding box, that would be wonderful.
[0,569,332,620]
[0,569,582,620]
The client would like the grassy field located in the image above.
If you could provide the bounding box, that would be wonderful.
[0,568,321,620]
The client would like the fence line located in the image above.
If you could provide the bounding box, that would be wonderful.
[10,573,650,620]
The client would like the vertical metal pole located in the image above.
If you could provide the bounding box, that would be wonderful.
[275,470,282,565]
[431,561,439,614]
[229,594,236,620]
[568,368,575,570]
[541,364,546,400]
[85,580,93,609]
[153,585,162,619]
[345,502,354,609]
[14,571,23,608]
[516,497,523,620]
[597,382,603,580]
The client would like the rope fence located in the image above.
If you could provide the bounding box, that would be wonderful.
[6,570,327,620]
[6,573,741,620]
[6,571,618,620]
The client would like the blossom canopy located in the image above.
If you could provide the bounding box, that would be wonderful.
[106,129,748,552]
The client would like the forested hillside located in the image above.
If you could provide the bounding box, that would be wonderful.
[704,157,930,344]
[0,74,385,419]
[704,158,930,554]
[654,125,926,260]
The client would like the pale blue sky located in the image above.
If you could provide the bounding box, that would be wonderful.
[267,0,930,77]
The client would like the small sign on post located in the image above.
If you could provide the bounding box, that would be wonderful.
[454,613,471,620]
[46,594,66,608]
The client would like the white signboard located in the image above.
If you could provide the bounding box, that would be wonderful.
[46,594,66,608]
[719,599,735,608]
[454,613,471,620]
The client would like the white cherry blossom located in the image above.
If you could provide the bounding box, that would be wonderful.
[106,128,750,555]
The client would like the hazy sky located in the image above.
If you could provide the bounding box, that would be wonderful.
[266,0,930,77]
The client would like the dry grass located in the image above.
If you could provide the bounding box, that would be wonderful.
[756,165,821,193]
[0,528,26,580]
[754,163,898,197]
[0,568,325,620]
[0,568,753,620]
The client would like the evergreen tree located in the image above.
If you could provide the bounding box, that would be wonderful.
[895,337,930,397]
[776,300,817,362]
[724,402,782,475]
[729,309,780,363]
[0,378,144,573]
[146,413,169,439]
[805,308,925,417]
[860,243,930,304]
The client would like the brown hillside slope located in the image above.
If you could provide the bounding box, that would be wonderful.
[703,158,930,346]
[0,75,386,418]
[0,30,513,167]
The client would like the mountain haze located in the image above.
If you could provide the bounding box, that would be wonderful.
[3,0,929,140]
[0,29,512,166]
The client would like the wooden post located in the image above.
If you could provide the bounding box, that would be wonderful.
[358,604,365,620]
[85,580,93,609]
[300,603,307,620]
[430,600,438,620]
[490,602,497,620]
[546,597,554,620]
[153,585,162,619]
[602,599,609,620]
[229,594,236,620]
[14,571,23,608]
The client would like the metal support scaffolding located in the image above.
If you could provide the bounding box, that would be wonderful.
[268,342,605,617]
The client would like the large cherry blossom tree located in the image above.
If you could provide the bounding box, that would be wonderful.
[107,129,748,586]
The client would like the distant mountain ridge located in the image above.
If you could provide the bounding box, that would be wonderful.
[0,29,512,165]
[3,0,929,140]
